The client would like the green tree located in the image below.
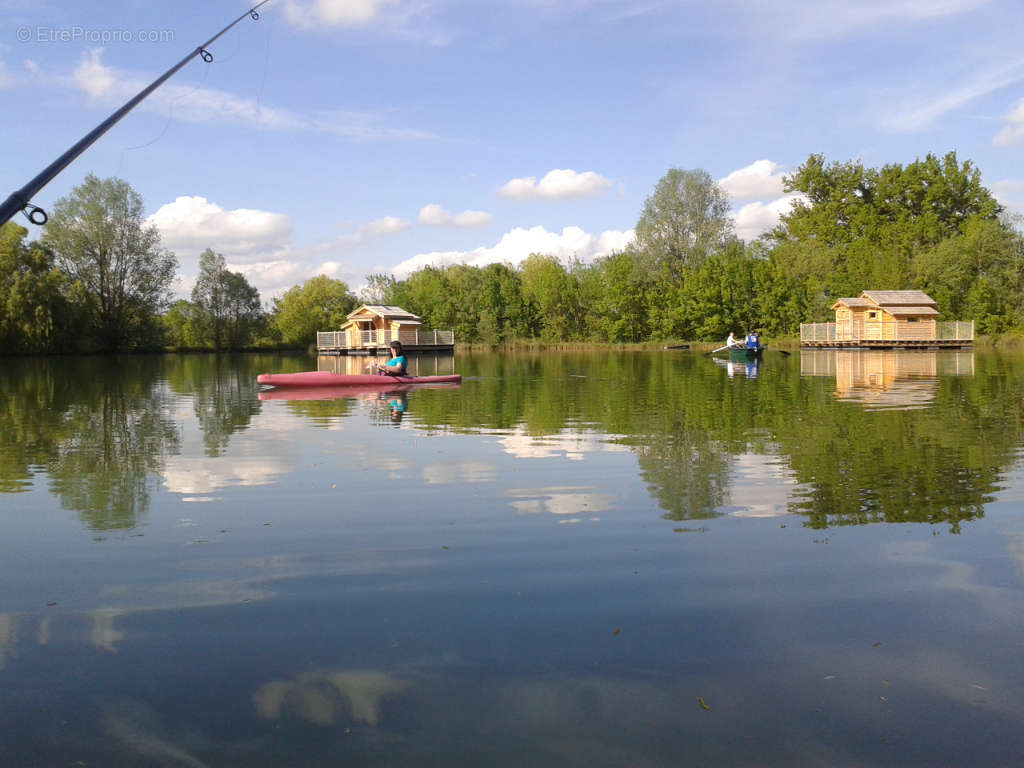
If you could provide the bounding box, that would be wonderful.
[162,299,204,349]
[391,266,449,331]
[913,217,1024,334]
[191,249,229,348]
[362,273,397,304]
[0,222,70,353]
[519,254,573,341]
[41,175,177,351]
[221,270,262,348]
[189,249,262,349]
[272,275,357,346]
[588,250,649,342]
[634,168,733,280]
[772,151,1006,311]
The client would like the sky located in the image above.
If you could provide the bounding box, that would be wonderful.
[2,0,1024,301]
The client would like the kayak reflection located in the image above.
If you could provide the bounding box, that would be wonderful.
[257,382,460,401]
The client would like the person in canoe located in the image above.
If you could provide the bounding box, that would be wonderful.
[375,340,407,376]
[726,332,739,348]
[745,331,759,348]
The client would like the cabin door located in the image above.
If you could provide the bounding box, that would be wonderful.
[852,312,865,340]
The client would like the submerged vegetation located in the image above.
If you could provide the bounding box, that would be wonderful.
[1,152,1022,355]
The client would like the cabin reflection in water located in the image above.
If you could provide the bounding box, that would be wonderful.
[317,353,457,377]
[800,349,974,410]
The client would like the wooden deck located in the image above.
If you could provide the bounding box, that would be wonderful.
[317,328,455,355]
[799,321,973,349]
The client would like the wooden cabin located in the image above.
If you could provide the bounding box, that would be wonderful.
[316,305,455,355]
[801,290,973,348]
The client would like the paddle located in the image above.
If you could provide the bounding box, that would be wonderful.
[704,344,732,356]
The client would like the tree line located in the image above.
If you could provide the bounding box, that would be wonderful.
[0,174,361,353]
[2,152,1022,354]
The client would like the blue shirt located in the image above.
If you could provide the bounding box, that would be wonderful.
[384,354,406,373]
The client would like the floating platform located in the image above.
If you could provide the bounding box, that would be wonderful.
[800,340,972,349]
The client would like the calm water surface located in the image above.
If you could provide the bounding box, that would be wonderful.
[2,349,1024,766]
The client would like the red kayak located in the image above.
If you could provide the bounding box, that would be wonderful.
[258,382,460,400]
[257,371,462,388]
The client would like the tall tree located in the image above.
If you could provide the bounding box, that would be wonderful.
[361,273,397,304]
[0,222,69,353]
[772,151,1005,304]
[191,249,262,349]
[41,174,176,351]
[192,249,228,349]
[271,275,357,346]
[220,270,262,349]
[634,168,733,279]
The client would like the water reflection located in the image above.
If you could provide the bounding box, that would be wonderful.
[713,357,760,379]
[1,350,1022,536]
[506,486,614,521]
[164,355,263,456]
[5,351,1024,765]
[800,349,974,410]
[724,453,798,518]
[0,357,180,528]
[253,669,411,727]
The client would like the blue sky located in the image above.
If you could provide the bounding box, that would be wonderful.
[2,0,1023,300]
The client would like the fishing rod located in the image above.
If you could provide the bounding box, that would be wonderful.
[0,0,272,227]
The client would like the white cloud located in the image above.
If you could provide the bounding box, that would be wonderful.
[162,457,288,493]
[418,203,494,228]
[883,65,1024,133]
[718,160,786,201]
[990,180,1024,214]
[498,169,613,200]
[0,59,14,89]
[66,49,433,141]
[147,196,292,259]
[994,99,1024,146]
[282,0,399,29]
[391,224,634,277]
[365,216,411,235]
[732,194,805,241]
[763,0,991,39]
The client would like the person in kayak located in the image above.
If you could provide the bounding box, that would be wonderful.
[375,340,407,376]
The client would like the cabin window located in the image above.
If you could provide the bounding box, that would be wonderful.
[868,311,877,319]
[907,318,918,323]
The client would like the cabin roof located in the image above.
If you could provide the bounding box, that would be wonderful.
[884,305,940,317]
[831,297,873,309]
[861,290,936,307]
[346,304,422,322]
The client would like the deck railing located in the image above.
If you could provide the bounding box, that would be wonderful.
[799,320,974,343]
[800,323,838,342]
[935,321,974,340]
[316,329,455,349]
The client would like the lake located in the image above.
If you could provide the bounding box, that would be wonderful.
[2,348,1024,766]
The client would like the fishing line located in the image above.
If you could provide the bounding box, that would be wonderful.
[114,60,212,176]
[209,20,243,65]
[0,0,272,226]
[255,13,273,113]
